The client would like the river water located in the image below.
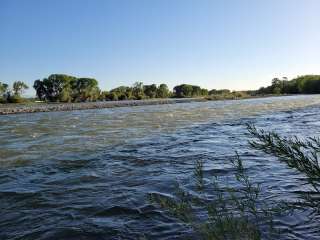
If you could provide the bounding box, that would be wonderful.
[1,95,320,240]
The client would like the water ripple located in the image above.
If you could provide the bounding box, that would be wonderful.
[1,95,320,239]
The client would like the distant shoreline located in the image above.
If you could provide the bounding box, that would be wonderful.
[0,98,208,115]
[0,95,297,115]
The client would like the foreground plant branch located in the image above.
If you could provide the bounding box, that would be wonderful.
[150,124,320,239]
[150,155,287,240]
[246,123,320,192]
[247,123,320,211]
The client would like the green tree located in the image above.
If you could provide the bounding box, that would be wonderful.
[12,81,28,96]
[109,92,118,101]
[43,74,76,102]
[73,78,100,102]
[191,85,201,96]
[33,74,102,102]
[174,84,208,98]
[143,84,157,98]
[156,84,170,98]
[33,79,47,101]
[259,75,320,95]
[132,82,144,100]
[208,89,217,95]
[200,88,208,96]
[173,84,193,97]
[209,89,231,95]
[0,82,9,103]
[110,86,133,100]
[99,91,109,101]
[272,86,281,94]
[0,82,9,95]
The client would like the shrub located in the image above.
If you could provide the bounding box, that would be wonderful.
[150,154,287,239]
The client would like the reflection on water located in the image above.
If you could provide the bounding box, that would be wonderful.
[1,95,320,239]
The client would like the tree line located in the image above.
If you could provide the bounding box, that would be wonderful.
[101,82,171,101]
[1,74,320,103]
[32,74,209,102]
[257,75,320,95]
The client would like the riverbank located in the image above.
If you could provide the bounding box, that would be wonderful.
[0,98,207,115]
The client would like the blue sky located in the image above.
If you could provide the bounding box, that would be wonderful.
[1,0,320,96]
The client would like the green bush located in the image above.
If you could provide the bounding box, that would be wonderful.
[7,95,26,103]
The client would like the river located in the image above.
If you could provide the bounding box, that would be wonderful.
[1,95,320,239]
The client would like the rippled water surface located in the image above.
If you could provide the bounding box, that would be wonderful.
[1,95,320,239]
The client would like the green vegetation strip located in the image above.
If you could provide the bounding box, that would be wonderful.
[2,74,320,106]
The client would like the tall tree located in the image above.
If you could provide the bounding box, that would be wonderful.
[0,82,9,95]
[33,79,46,101]
[0,82,9,102]
[132,82,144,100]
[110,86,132,100]
[12,81,28,96]
[73,78,100,102]
[143,84,157,98]
[156,84,170,98]
[43,74,75,101]
[33,74,102,102]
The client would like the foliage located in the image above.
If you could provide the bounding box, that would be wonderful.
[173,84,208,98]
[156,84,170,98]
[0,82,8,94]
[132,81,145,100]
[143,84,157,98]
[33,74,100,102]
[108,86,132,100]
[99,91,109,101]
[12,81,29,96]
[143,83,171,99]
[209,89,230,95]
[257,75,320,95]
[9,73,320,104]
[150,154,287,239]
[0,82,9,103]
[151,124,320,239]
[33,79,46,101]
[101,83,171,101]
[41,74,76,102]
[247,123,320,211]
[0,81,29,103]
[73,78,100,102]
[206,91,249,101]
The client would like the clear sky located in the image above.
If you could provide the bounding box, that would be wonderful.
[1,0,320,96]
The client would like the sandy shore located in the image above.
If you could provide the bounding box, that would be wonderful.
[0,98,207,115]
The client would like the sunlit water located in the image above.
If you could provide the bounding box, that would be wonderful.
[1,95,320,239]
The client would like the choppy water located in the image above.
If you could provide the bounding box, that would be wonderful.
[1,95,320,240]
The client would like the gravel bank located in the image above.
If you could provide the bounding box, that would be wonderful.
[0,98,206,115]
